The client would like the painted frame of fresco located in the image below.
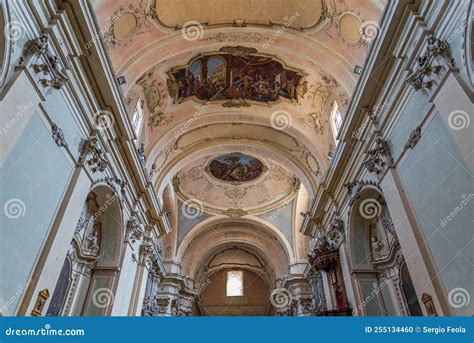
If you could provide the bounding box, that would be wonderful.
[167,50,306,106]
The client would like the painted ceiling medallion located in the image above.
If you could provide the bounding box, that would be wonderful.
[167,52,303,104]
[208,153,264,183]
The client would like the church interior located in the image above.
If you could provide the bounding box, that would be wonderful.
[0,0,472,317]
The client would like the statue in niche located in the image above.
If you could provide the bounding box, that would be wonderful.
[86,230,100,256]
[371,236,384,256]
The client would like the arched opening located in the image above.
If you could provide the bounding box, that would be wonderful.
[348,188,422,316]
[46,185,123,316]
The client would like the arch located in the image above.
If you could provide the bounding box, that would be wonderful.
[465,2,474,87]
[347,185,421,316]
[50,183,124,316]
[0,0,11,90]
[176,215,295,265]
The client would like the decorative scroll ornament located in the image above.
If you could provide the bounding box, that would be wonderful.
[362,137,393,176]
[80,135,109,173]
[404,125,422,150]
[51,123,68,148]
[23,34,69,90]
[406,36,455,94]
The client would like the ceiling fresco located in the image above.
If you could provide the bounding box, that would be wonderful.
[208,153,265,183]
[167,50,303,104]
[92,0,386,278]
[174,156,299,215]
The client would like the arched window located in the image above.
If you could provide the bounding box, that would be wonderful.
[330,101,343,144]
[131,100,144,138]
[226,270,243,296]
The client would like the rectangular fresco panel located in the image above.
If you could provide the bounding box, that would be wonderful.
[169,53,302,103]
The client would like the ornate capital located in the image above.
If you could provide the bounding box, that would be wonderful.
[406,36,455,95]
[80,135,109,173]
[23,34,69,90]
[362,137,393,176]
[126,214,144,244]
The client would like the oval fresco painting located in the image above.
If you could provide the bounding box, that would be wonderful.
[209,153,264,182]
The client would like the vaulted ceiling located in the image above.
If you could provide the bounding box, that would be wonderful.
[93,0,385,281]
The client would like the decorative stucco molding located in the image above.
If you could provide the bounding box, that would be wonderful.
[51,123,68,148]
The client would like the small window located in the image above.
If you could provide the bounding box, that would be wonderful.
[330,101,343,144]
[131,100,144,137]
[226,271,243,296]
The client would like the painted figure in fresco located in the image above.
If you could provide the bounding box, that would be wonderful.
[209,153,264,182]
[170,53,301,104]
